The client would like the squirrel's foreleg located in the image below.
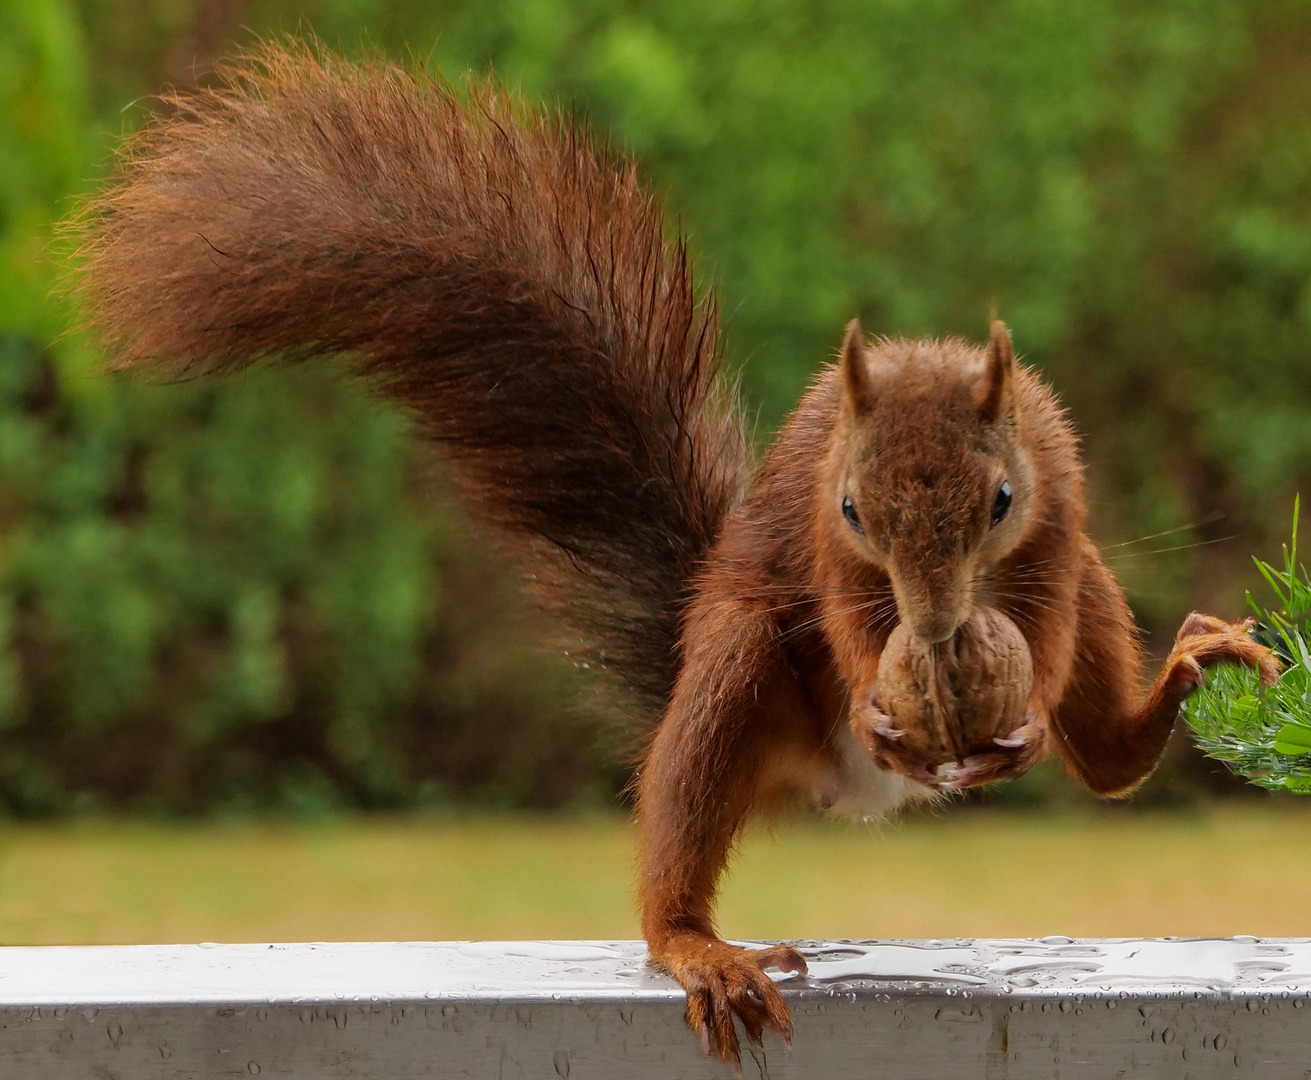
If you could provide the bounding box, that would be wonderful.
[1051,543,1279,796]
[636,592,812,1067]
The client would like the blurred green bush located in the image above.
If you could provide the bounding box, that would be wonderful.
[0,335,606,814]
[1,0,1309,811]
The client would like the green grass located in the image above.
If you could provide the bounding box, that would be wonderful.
[1,804,1310,944]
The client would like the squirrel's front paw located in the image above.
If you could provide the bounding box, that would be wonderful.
[938,708,1049,789]
[849,692,949,786]
[649,933,804,1068]
[1170,612,1281,689]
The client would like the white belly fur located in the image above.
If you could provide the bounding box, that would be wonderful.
[821,724,936,820]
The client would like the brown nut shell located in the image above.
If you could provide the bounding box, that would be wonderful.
[875,607,1034,765]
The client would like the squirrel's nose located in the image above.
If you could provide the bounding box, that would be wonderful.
[909,613,961,645]
[886,562,968,644]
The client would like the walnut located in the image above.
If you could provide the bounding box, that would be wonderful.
[875,607,1034,767]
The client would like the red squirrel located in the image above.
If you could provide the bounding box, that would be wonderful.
[73,45,1278,1066]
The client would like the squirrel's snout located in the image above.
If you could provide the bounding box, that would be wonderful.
[898,591,971,644]
[908,614,961,645]
[885,559,973,644]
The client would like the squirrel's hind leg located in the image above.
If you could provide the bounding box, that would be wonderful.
[1051,542,1279,797]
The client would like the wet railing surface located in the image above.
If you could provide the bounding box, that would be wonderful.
[2,938,1310,1077]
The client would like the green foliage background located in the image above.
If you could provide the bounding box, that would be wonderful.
[2,0,1310,811]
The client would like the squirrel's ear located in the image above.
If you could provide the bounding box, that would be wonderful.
[978,320,1015,423]
[840,318,875,415]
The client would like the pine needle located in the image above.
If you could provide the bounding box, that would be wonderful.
[1182,497,1311,792]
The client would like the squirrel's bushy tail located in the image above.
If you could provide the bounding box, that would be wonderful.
[74,44,750,719]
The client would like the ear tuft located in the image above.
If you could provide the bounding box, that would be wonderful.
[978,319,1015,423]
[839,318,875,414]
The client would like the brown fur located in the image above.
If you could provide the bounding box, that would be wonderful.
[634,326,1277,1064]
[73,44,748,721]
[70,46,1279,1067]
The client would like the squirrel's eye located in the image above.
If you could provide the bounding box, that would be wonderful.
[842,495,864,534]
[990,480,1013,528]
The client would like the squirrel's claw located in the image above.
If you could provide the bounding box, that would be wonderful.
[940,711,1051,789]
[849,693,947,788]
[747,943,809,977]
[656,934,797,1070]
[863,732,948,787]
[939,754,1006,789]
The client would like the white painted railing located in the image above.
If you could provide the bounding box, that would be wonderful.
[1,938,1309,1077]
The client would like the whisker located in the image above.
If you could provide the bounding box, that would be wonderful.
[994,588,1062,603]
[736,583,891,594]
[1103,536,1236,562]
[733,583,895,601]
[991,593,1064,617]
[990,582,1065,597]
[782,597,897,640]
[757,586,897,618]
[1096,512,1224,551]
